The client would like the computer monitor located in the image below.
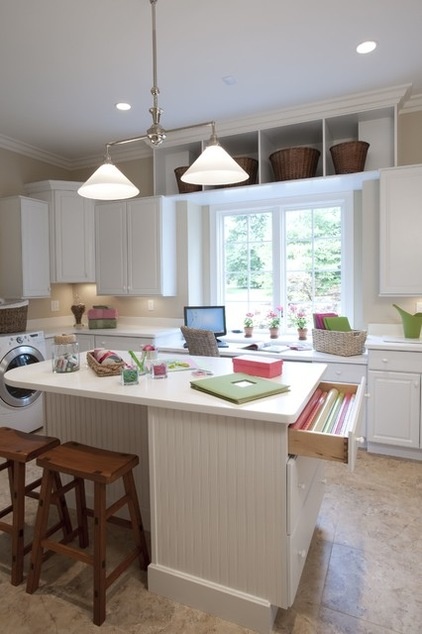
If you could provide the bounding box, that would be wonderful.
[183,305,228,347]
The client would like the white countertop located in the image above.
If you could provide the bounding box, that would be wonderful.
[5,352,327,425]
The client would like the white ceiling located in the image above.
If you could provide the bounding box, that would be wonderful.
[1,0,421,168]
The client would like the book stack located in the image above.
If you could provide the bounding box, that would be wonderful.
[313,313,352,331]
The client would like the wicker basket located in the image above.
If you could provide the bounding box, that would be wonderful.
[330,141,370,174]
[223,156,259,188]
[174,166,202,194]
[0,300,28,334]
[312,329,367,357]
[86,350,125,377]
[269,147,320,181]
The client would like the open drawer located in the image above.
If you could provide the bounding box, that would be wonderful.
[288,378,366,471]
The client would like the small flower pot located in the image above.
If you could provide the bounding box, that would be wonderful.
[244,327,254,338]
[298,328,308,340]
[269,327,279,339]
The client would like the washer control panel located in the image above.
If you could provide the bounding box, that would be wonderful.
[4,331,45,350]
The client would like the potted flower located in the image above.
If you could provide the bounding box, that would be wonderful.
[243,312,255,337]
[266,306,283,338]
[289,305,308,339]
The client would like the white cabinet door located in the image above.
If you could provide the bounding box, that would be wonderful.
[24,181,95,283]
[51,190,95,282]
[0,196,50,298]
[379,165,422,295]
[367,370,420,448]
[95,197,176,296]
[95,201,127,294]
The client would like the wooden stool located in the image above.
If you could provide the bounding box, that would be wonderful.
[26,441,150,626]
[0,426,72,585]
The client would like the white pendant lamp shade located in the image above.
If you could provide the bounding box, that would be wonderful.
[181,144,249,186]
[77,162,140,200]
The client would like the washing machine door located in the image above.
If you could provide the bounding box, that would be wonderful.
[0,345,44,407]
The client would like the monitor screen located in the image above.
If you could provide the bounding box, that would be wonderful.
[183,305,227,339]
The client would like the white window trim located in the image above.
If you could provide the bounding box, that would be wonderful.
[209,191,355,322]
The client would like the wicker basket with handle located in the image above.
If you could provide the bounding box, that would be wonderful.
[312,329,367,356]
[0,299,28,334]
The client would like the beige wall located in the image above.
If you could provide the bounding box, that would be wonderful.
[1,109,422,327]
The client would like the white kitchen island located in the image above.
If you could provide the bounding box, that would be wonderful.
[5,353,364,633]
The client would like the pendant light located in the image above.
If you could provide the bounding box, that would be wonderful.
[78,0,248,201]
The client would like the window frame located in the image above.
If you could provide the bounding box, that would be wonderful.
[209,191,355,332]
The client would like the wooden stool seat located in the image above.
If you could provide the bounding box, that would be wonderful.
[26,441,150,626]
[0,426,71,585]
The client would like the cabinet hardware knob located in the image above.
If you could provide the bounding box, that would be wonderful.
[321,478,327,484]
[382,358,388,363]
[357,436,365,444]
[298,483,305,490]
[298,550,306,559]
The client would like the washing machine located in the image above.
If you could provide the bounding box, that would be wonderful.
[0,331,46,432]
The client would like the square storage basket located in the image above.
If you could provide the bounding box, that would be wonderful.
[312,329,367,356]
[0,300,28,334]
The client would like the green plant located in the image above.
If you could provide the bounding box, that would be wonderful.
[244,312,255,328]
[289,305,307,329]
[266,306,283,328]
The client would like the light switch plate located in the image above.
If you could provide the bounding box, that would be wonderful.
[416,302,422,313]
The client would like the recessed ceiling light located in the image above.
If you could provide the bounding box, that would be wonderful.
[356,40,377,54]
[115,102,131,111]
[222,75,237,86]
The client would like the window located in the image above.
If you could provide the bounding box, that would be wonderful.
[210,193,355,333]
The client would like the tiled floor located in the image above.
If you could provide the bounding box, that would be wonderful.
[0,449,421,633]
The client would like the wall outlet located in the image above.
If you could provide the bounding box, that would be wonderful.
[51,300,60,312]
[416,302,422,313]
[147,299,154,311]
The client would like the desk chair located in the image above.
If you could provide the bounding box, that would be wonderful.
[180,326,220,357]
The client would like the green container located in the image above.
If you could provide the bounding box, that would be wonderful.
[393,304,422,339]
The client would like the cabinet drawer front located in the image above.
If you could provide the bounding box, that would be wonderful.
[368,350,422,373]
[288,378,366,471]
[287,464,325,605]
[286,456,321,536]
[322,363,365,384]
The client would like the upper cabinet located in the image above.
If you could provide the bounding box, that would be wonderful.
[0,196,50,298]
[379,164,422,296]
[95,196,176,296]
[24,180,95,283]
[153,85,408,197]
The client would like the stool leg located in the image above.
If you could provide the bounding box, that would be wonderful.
[52,472,73,539]
[93,482,107,626]
[74,476,89,548]
[26,469,55,594]
[123,470,150,569]
[11,462,26,585]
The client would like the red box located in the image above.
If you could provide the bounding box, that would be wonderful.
[232,355,283,378]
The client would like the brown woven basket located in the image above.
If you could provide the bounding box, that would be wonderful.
[0,300,28,334]
[224,156,259,188]
[269,147,320,181]
[330,141,370,174]
[86,351,126,376]
[312,329,367,357]
[174,166,202,194]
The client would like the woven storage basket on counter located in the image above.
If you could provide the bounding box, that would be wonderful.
[329,141,370,174]
[174,166,202,194]
[269,147,320,181]
[312,329,367,357]
[86,351,125,377]
[0,299,28,334]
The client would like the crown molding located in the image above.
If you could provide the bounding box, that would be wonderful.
[399,93,422,114]
[0,83,416,170]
